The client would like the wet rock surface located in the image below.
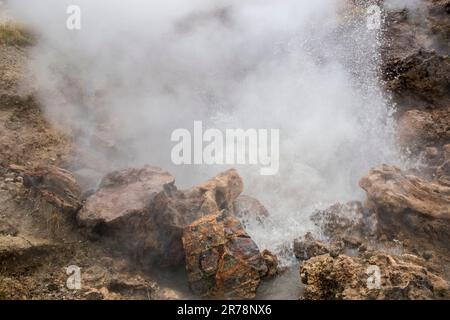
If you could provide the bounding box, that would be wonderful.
[182,213,268,299]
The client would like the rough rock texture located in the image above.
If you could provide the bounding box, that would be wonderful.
[360,164,450,250]
[300,252,449,300]
[233,195,269,225]
[17,165,83,215]
[311,201,377,248]
[384,50,450,108]
[77,167,244,267]
[182,214,268,299]
[383,0,450,109]
[294,232,344,261]
[398,109,450,150]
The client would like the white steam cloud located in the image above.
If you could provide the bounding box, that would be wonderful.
[9,0,401,259]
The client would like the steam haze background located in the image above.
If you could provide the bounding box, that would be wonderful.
[9,0,403,260]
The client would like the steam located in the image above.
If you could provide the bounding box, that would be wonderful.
[9,0,401,260]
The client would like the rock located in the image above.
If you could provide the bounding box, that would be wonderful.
[182,213,267,299]
[77,165,179,265]
[77,166,244,267]
[437,160,450,185]
[107,275,158,300]
[261,249,278,277]
[20,165,82,215]
[398,109,450,150]
[359,164,450,250]
[0,235,57,272]
[294,233,332,261]
[158,288,183,300]
[0,220,18,236]
[444,144,450,161]
[233,195,269,223]
[311,201,377,243]
[300,252,449,300]
[384,50,450,107]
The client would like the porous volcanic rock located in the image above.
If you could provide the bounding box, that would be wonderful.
[182,213,268,299]
[300,252,449,300]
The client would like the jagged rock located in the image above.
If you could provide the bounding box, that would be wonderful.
[77,165,180,265]
[359,165,450,250]
[182,213,267,299]
[77,166,244,267]
[233,195,269,225]
[77,165,175,229]
[300,252,449,300]
[294,232,344,261]
[384,50,450,107]
[398,109,450,149]
[261,249,278,277]
[311,201,377,245]
[15,165,82,215]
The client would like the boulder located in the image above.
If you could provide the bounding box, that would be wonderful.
[359,164,450,250]
[77,167,244,267]
[300,252,449,300]
[182,213,268,299]
[233,195,269,225]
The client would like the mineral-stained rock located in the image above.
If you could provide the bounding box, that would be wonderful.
[18,165,82,215]
[233,195,269,224]
[77,166,244,267]
[182,214,268,299]
[359,165,450,250]
[300,252,449,300]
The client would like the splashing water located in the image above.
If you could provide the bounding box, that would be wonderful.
[9,0,402,265]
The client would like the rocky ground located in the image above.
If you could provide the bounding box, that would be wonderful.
[0,1,449,300]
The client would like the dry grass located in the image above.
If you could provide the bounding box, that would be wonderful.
[0,22,34,46]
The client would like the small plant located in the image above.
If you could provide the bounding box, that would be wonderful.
[0,22,35,46]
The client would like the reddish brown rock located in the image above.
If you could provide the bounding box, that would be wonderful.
[359,164,450,250]
[300,252,449,300]
[77,167,244,267]
[182,214,267,299]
